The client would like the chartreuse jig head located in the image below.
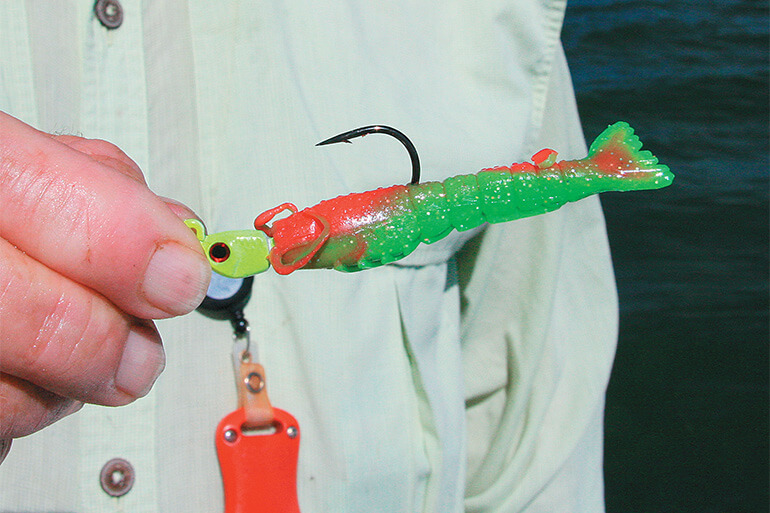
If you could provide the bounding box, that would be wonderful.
[184,219,270,278]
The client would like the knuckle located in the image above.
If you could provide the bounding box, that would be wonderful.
[13,290,80,372]
[56,136,145,183]
[0,255,127,386]
[0,146,56,225]
[0,143,101,254]
[38,293,127,381]
[78,137,123,156]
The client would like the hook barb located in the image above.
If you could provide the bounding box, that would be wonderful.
[316,125,421,185]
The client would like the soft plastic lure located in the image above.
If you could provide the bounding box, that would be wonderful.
[186,121,673,278]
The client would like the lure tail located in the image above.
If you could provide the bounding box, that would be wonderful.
[469,121,673,225]
[571,121,673,191]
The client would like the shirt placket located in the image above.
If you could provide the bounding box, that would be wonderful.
[76,1,158,511]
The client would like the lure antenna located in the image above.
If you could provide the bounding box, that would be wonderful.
[316,125,421,185]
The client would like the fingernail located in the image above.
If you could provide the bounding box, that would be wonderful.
[142,241,210,316]
[115,328,166,398]
[160,196,197,221]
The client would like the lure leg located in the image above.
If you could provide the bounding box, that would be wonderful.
[269,211,331,275]
[254,203,299,237]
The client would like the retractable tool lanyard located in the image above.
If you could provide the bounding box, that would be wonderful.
[197,273,301,513]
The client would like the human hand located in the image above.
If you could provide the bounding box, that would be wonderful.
[0,111,211,443]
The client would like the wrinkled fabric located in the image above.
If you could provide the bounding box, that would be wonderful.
[0,1,617,512]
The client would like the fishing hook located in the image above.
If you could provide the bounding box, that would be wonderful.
[316,125,421,185]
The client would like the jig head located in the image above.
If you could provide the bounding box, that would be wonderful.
[185,219,270,278]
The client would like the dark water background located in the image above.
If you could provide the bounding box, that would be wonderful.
[561,0,769,511]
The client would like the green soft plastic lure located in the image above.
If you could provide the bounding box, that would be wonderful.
[186,121,673,278]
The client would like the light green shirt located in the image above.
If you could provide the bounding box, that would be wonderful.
[0,1,617,512]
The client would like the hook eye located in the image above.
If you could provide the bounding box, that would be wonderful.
[209,242,231,263]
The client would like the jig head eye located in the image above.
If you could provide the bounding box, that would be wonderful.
[209,242,231,263]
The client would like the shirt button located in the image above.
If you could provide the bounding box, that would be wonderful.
[94,0,124,29]
[100,458,135,497]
